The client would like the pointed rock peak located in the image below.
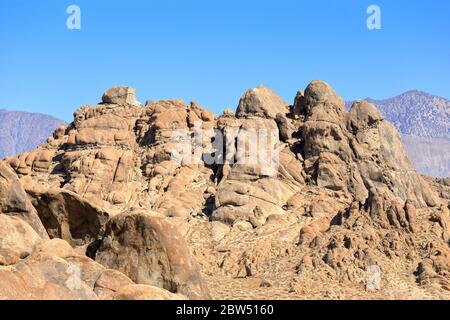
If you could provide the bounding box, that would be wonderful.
[347,100,384,132]
[292,90,306,117]
[302,80,345,123]
[349,100,383,119]
[102,86,139,106]
[223,108,235,117]
[236,85,288,119]
[398,89,432,98]
[304,80,341,106]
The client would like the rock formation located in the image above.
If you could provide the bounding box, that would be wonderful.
[95,212,210,299]
[346,90,450,177]
[0,83,449,300]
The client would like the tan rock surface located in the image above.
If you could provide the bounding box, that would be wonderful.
[236,85,289,119]
[113,284,186,300]
[0,237,185,300]
[0,82,448,300]
[95,212,210,300]
[0,162,48,238]
[0,214,42,266]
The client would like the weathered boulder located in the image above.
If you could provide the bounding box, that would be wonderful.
[0,215,42,265]
[30,189,109,246]
[301,81,365,204]
[0,161,48,238]
[0,232,184,300]
[74,116,136,147]
[113,284,186,300]
[95,212,210,299]
[212,116,297,226]
[291,91,305,118]
[102,86,140,106]
[302,81,349,157]
[346,100,383,133]
[135,100,216,219]
[236,85,289,119]
[59,147,136,208]
[347,100,439,208]
[32,238,76,259]
[93,269,135,299]
[416,244,450,291]
[0,253,99,300]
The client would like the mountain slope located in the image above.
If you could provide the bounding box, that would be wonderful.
[367,90,449,139]
[402,135,450,177]
[346,91,450,177]
[0,109,65,159]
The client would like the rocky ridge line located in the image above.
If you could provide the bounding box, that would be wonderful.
[1,82,449,299]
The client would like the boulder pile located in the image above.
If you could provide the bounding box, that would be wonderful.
[1,83,448,299]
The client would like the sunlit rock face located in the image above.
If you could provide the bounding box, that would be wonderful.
[1,82,448,300]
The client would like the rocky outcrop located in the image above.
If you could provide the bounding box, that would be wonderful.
[427,177,450,207]
[211,86,305,227]
[236,85,289,119]
[0,214,41,265]
[212,116,297,227]
[113,284,186,300]
[0,237,181,300]
[346,90,450,177]
[95,212,210,300]
[0,162,48,238]
[346,100,438,208]
[300,81,361,202]
[102,86,140,106]
[0,81,448,299]
[416,244,450,291]
[29,189,110,247]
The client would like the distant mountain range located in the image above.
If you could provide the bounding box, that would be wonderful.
[0,109,65,160]
[366,90,449,139]
[346,90,449,177]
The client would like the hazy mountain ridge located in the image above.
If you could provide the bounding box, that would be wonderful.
[367,90,450,139]
[346,90,450,177]
[346,90,450,139]
[0,109,65,160]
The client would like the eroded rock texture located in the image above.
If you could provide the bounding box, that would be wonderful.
[0,237,182,300]
[1,82,449,300]
[95,212,210,299]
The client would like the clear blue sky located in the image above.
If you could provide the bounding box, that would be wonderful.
[1,0,449,121]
